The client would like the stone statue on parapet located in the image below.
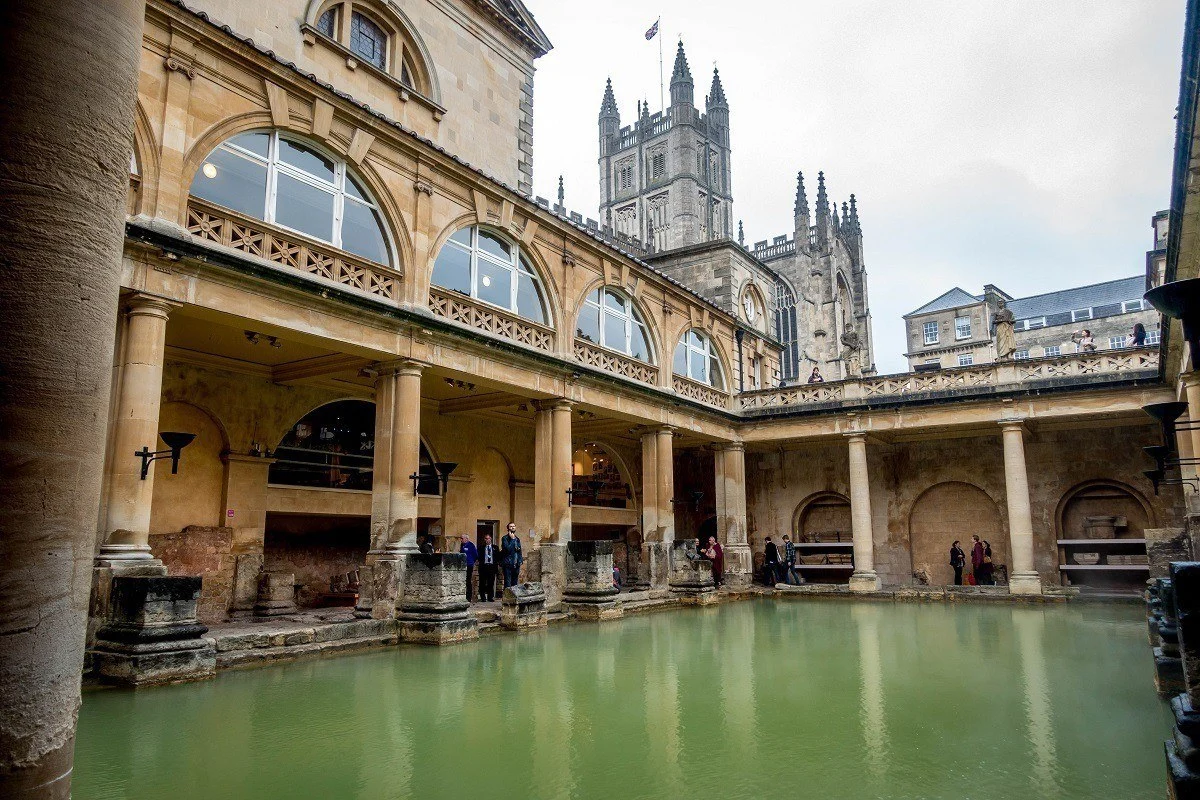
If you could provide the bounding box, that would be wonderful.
[841,324,863,377]
[993,299,1016,360]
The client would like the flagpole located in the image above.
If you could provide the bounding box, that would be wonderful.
[658,17,664,113]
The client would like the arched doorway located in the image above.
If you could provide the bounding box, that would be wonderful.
[792,492,854,584]
[1056,481,1153,591]
[909,482,1005,586]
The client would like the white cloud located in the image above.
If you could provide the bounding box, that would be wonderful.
[523,0,1184,373]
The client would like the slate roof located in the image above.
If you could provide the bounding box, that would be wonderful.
[907,288,981,316]
[1006,276,1145,321]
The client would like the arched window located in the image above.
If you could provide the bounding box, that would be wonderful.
[673,329,724,389]
[190,130,392,266]
[570,442,633,508]
[349,11,387,70]
[310,2,425,92]
[431,226,548,324]
[774,278,799,381]
[576,288,652,362]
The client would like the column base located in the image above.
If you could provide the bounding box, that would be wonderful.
[397,553,478,644]
[1007,572,1043,596]
[539,542,567,611]
[501,583,547,629]
[848,571,882,593]
[88,557,168,644]
[1156,647,1187,696]
[96,543,161,563]
[721,542,753,589]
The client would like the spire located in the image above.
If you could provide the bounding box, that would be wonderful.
[794,171,809,219]
[556,175,564,211]
[599,77,618,117]
[847,194,862,236]
[738,219,745,247]
[815,171,829,219]
[670,40,694,107]
[707,66,727,108]
[832,199,840,230]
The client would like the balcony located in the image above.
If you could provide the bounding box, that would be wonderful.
[186,199,401,303]
[739,347,1161,412]
[574,339,659,386]
[427,286,555,353]
[672,374,730,409]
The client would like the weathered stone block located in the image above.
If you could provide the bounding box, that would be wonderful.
[642,541,670,590]
[563,541,622,620]
[501,582,547,629]
[668,540,717,604]
[1150,530,1191,579]
[722,542,753,589]
[1173,563,1200,703]
[254,571,297,617]
[231,552,264,613]
[90,575,215,685]
[539,542,566,611]
[397,553,479,645]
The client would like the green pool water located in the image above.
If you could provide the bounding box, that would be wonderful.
[74,600,1171,800]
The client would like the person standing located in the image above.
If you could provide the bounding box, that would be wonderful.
[460,534,478,602]
[1131,322,1147,348]
[980,540,995,586]
[500,522,523,590]
[763,536,780,585]
[807,367,824,384]
[949,539,966,586]
[970,535,984,585]
[706,535,725,588]
[478,533,498,602]
[782,534,801,585]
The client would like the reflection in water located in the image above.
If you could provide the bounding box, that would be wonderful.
[74,601,1168,800]
[854,604,889,780]
[1014,608,1060,798]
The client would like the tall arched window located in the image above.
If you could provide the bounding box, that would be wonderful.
[673,329,724,388]
[311,2,424,92]
[774,278,799,381]
[431,226,548,324]
[576,288,652,362]
[190,130,392,266]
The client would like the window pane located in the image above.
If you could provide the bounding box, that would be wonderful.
[576,303,600,343]
[431,242,471,294]
[515,273,546,324]
[227,132,270,159]
[341,198,389,265]
[345,174,369,203]
[603,312,626,352]
[190,147,267,219]
[317,8,336,37]
[478,229,511,261]
[275,172,334,241]
[450,227,473,246]
[350,12,387,70]
[278,138,335,184]
[476,256,512,309]
[586,289,601,306]
[689,347,706,381]
[630,322,650,362]
[673,342,687,375]
[603,290,626,313]
[709,355,723,389]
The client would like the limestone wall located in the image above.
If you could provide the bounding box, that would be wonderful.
[149,525,236,623]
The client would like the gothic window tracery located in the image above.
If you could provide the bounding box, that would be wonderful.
[774,279,799,381]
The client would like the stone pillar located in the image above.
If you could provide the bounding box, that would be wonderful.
[1000,420,1042,595]
[655,427,675,542]
[563,541,623,620]
[1157,577,1187,696]
[667,539,717,604]
[1,3,145,794]
[550,399,573,542]
[533,404,554,542]
[715,443,752,588]
[100,295,177,562]
[356,361,423,619]
[253,572,297,617]
[221,453,273,613]
[534,400,572,608]
[396,553,479,644]
[1148,528,1191,580]
[846,433,881,592]
[1185,376,1200,471]
[1166,563,1200,797]
[1180,419,1198,484]
[640,429,669,590]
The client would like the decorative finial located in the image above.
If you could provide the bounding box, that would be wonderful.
[738,219,745,246]
[557,175,564,209]
[794,171,809,218]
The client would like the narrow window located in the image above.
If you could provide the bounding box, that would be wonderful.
[1013,349,1029,360]
[954,316,971,340]
[1044,345,1061,357]
[922,321,939,345]
[317,7,337,37]
[350,11,387,70]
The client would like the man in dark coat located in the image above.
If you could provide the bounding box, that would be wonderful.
[500,522,523,589]
[478,533,498,601]
[460,534,478,602]
[764,536,781,585]
[949,540,966,586]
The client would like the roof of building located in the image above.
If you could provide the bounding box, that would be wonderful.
[1006,275,1145,320]
[906,288,980,316]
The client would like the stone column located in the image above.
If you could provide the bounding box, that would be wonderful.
[655,427,676,542]
[221,453,273,613]
[356,361,423,618]
[534,399,572,609]
[0,1,145,796]
[715,443,752,588]
[550,399,573,542]
[846,433,881,592]
[1184,375,1200,471]
[1000,419,1042,595]
[99,295,177,562]
[640,430,668,589]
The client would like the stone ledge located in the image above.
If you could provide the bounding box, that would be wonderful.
[217,633,400,670]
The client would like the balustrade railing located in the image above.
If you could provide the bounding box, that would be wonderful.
[672,374,729,408]
[574,339,659,385]
[186,199,401,303]
[428,286,555,353]
[739,348,1160,411]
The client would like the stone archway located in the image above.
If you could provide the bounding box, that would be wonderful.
[909,482,1005,586]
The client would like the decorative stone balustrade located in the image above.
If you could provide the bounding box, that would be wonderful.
[574,339,659,385]
[428,286,555,353]
[672,374,729,408]
[739,348,1160,412]
[187,199,401,302]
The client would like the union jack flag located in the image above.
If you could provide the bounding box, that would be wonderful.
[645,19,659,40]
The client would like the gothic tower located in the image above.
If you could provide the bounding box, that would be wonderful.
[597,41,733,252]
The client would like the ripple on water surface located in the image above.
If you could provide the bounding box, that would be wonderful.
[74,600,1171,800]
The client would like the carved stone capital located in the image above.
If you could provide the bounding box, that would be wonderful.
[414,180,435,196]
[164,56,195,80]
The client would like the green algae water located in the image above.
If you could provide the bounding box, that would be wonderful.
[75,600,1170,800]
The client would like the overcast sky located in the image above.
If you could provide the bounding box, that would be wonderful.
[522,0,1185,374]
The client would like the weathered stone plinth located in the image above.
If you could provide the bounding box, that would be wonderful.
[231,552,264,613]
[1007,571,1043,596]
[668,540,717,605]
[90,576,215,686]
[539,541,567,611]
[642,541,670,591]
[722,542,753,589]
[254,571,297,617]
[1166,563,1200,798]
[1149,528,1192,579]
[88,559,168,643]
[396,553,479,644]
[1159,577,1187,696]
[848,571,882,593]
[563,541,623,621]
[501,582,547,629]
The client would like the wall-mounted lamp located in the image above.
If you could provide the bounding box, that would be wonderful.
[135,431,195,480]
[433,462,457,495]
